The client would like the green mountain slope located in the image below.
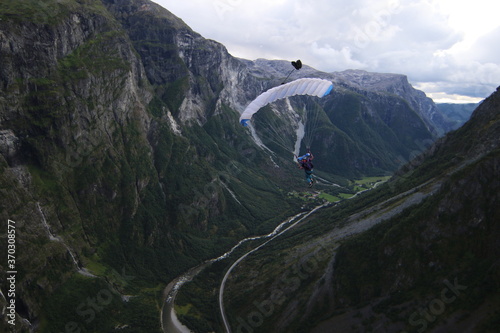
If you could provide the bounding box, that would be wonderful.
[223,87,500,332]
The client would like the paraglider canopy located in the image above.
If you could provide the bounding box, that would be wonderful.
[238,60,334,156]
[239,77,333,126]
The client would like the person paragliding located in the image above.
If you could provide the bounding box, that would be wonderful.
[296,151,315,187]
[238,60,333,187]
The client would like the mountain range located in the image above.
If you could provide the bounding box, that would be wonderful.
[0,0,495,332]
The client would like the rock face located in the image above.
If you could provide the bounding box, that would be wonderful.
[334,69,455,136]
[0,0,479,331]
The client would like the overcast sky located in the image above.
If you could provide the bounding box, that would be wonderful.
[152,0,499,103]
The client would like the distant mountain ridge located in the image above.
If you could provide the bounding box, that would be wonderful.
[243,61,456,135]
[235,59,457,178]
[335,69,454,135]
[437,102,478,130]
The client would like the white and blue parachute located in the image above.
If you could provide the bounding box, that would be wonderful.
[239,78,333,126]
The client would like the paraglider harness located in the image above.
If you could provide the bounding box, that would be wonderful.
[296,150,314,186]
[299,156,313,172]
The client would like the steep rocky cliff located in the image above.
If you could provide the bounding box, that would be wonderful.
[0,0,472,331]
[0,1,289,331]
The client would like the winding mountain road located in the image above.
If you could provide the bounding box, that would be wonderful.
[218,179,442,332]
[219,204,329,332]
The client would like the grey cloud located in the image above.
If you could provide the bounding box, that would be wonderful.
[154,0,499,101]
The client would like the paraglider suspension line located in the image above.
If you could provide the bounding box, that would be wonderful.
[281,69,295,85]
[281,60,302,84]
